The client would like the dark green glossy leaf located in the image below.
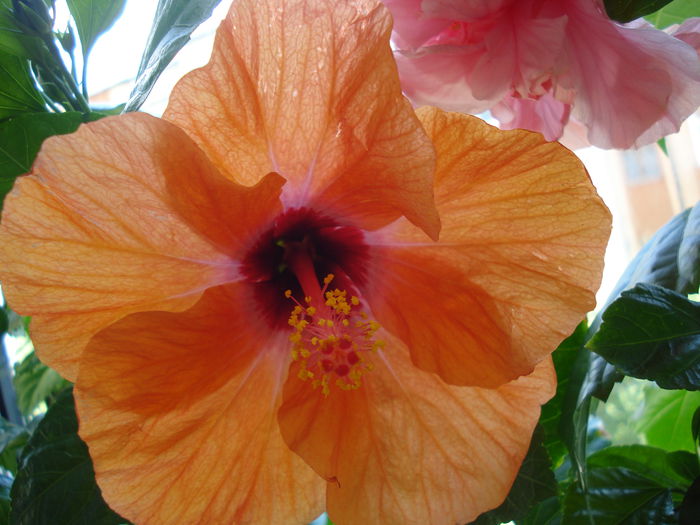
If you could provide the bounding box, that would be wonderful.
[586,202,700,400]
[563,467,675,524]
[604,0,674,22]
[560,344,593,488]
[13,352,71,416]
[0,0,43,57]
[587,445,697,490]
[124,0,221,112]
[587,284,700,390]
[518,496,561,525]
[0,111,84,210]
[66,0,126,59]
[0,51,45,119]
[678,204,700,294]
[0,471,11,524]
[646,0,700,28]
[636,388,700,452]
[10,388,127,525]
[540,321,587,468]
[667,451,700,486]
[0,416,29,474]
[471,426,556,525]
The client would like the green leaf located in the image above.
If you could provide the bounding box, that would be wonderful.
[540,321,587,468]
[66,0,127,59]
[0,52,45,119]
[124,0,222,112]
[657,137,668,156]
[587,284,700,390]
[678,204,700,295]
[10,388,127,525]
[645,0,700,28]
[0,471,11,524]
[559,344,594,488]
[0,416,29,474]
[586,202,700,400]
[0,0,42,57]
[13,352,71,416]
[0,111,84,210]
[692,405,700,443]
[518,496,561,525]
[604,0,675,23]
[470,426,557,524]
[637,388,700,452]
[587,445,697,490]
[563,467,676,524]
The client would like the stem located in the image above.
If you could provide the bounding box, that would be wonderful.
[41,33,90,112]
[81,52,88,100]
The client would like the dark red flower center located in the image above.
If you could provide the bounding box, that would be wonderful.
[240,207,369,328]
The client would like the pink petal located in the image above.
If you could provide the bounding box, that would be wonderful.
[422,0,517,21]
[565,4,700,148]
[670,18,700,56]
[492,92,571,141]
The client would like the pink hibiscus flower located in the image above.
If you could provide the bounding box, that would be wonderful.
[385,0,700,149]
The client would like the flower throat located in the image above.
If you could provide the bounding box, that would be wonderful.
[241,208,382,395]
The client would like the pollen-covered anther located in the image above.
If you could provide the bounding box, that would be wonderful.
[286,275,381,396]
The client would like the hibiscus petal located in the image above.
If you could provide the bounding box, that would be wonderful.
[164,0,440,238]
[422,0,516,21]
[565,4,700,148]
[75,284,324,524]
[382,0,450,49]
[278,334,555,524]
[365,108,610,387]
[672,18,700,54]
[492,92,572,141]
[0,113,270,379]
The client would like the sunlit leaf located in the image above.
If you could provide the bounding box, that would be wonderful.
[604,0,674,23]
[645,0,700,28]
[0,51,45,119]
[10,388,128,525]
[587,284,700,390]
[13,352,71,416]
[66,0,126,59]
[470,426,557,524]
[637,388,700,452]
[0,111,84,210]
[0,416,29,474]
[124,0,222,112]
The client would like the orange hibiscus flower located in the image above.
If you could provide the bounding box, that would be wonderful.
[0,0,610,523]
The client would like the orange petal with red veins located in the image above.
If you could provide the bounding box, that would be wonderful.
[75,284,324,525]
[0,113,279,380]
[164,0,440,239]
[366,108,611,387]
[278,335,555,525]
